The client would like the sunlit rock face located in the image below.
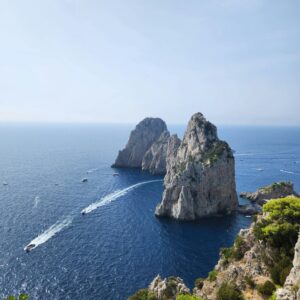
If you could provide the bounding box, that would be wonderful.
[155,112,238,220]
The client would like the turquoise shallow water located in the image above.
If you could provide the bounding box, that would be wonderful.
[0,124,299,299]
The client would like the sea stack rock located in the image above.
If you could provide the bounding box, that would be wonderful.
[155,112,238,220]
[112,118,167,168]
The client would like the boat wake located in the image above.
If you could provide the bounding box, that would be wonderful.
[81,180,163,215]
[24,216,73,252]
[33,196,40,208]
[86,168,98,174]
[280,169,295,174]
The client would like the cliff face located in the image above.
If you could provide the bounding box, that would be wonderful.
[277,231,300,300]
[142,131,171,175]
[112,118,167,169]
[155,112,238,220]
[129,198,300,300]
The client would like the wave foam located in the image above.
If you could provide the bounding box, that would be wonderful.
[81,180,162,215]
[280,169,295,174]
[33,196,40,208]
[24,216,73,252]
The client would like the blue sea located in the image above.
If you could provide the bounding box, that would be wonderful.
[0,124,299,300]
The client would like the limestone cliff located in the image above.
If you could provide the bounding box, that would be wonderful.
[129,196,300,300]
[112,118,167,169]
[277,231,300,300]
[155,112,238,220]
[142,131,171,175]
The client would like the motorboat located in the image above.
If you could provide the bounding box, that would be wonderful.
[81,178,88,182]
[113,173,119,176]
[25,244,35,252]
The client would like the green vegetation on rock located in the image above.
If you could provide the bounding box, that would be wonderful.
[216,282,244,300]
[194,278,205,290]
[257,280,276,296]
[177,294,202,300]
[254,196,300,285]
[128,289,156,300]
[220,236,249,264]
[208,270,218,282]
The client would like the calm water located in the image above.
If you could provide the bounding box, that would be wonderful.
[0,124,299,300]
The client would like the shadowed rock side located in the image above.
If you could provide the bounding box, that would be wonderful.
[142,131,181,175]
[141,131,170,175]
[155,112,238,220]
[112,118,167,168]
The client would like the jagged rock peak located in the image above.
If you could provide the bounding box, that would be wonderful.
[155,112,238,220]
[112,118,167,168]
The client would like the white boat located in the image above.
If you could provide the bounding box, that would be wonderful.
[25,243,35,252]
[3,182,8,186]
[113,173,119,176]
[81,178,88,182]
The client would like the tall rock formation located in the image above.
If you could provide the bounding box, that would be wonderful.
[112,118,167,169]
[155,112,238,220]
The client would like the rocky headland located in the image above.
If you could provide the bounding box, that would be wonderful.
[240,181,299,205]
[129,195,300,300]
[155,112,238,220]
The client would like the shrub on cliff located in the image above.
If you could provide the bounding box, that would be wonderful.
[208,270,218,282]
[257,280,276,296]
[128,289,157,300]
[194,278,205,289]
[216,282,244,300]
[177,294,202,300]
[253,196,300,285]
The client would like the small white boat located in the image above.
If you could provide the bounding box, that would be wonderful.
[81,178,88,182]
[3,182,8,186]
[25,243,35,252]
[113,173,119,176]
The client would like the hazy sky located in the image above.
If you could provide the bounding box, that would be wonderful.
[0,0,299,125]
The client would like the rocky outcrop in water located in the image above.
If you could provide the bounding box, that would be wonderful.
[155,112,238,220]
[240,181,298,205]
[112,118,167,169]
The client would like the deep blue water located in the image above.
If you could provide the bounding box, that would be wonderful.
[0,124,299,300]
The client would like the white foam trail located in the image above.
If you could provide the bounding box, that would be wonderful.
[33,196,40,208]
[81,180,163,215]
[86,168,98,174]
[280,169,295,174]
[24,216,73,251]
[235,153,255,157]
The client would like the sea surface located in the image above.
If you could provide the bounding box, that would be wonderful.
[0,124,299,300]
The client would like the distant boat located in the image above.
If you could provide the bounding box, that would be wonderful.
[255,168,264,171]
[3,182,8,186]
[81,178,88,182]
[113,173,119,176]
[25,243,35,253]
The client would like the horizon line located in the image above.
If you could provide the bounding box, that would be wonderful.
[0,120,300,128]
